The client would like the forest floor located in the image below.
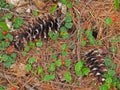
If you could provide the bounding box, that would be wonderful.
[0,0,120,90]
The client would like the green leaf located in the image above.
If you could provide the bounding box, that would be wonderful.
[60,26,67,32]
[26,64,32,71]
[62,44,67,51]
[67,2,72,8]
[85,30,97,45]
[62,51,68,56]
[44,74,55,81]
[5,13,13,19]
[97,40,103,45]
[112,77,118,86]
[62,33,69,39]
[106,77,112,84]
[48,31,59,40]
[100,84,109,90]
[50,5,57,14]
[28,57,35,64]
[0,86,4,90]
[56,59,62,67]
[0,41,10,49]
[52,32,59,40]
[64,71,72,82]
[65,14,72,22]
[81,40,86,46]
[82,67,90,76]
[85,30,92,36]
[0,43,4,50]
[5,61,12,68]
[60,28,69,39]
[114,0,120,10]
[29,41,35,47]
[0,22,9,31]
[108,69,115,77]
[60,31,69,39]
[38,66,43,74]
[60,0,67,4]
[8,57,15,64]
[118,35,120,41]
[1,55,9,61]
[75,61,84,77]
[117,83,120,89]
[10,53,16,59]
[110,63,116,70]
[110,36,117,43]
[52,54,57,60]
[104,73,110,78]
[89,38,97,45]
[104,58,112,66]
[105,17,112,26]
[33,11,38,16]
[65,22,73,29]
[0,16,6,22]
[48,31,53,38]
[24,46,30,52]
[109,46,117,53]
[36,40,43,47]
[65,59,71,67]
[49,63,55,72]
[13,17,24,29]
[22,51,27,57]
[5,33,13,41]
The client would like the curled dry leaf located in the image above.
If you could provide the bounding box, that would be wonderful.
[6,45,15,54]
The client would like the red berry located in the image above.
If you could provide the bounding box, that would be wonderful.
[62,60,65,65]
[12,87,17,90]
[65,48,69,52]
[112,17,116,22]
[83,36,87,41]
[2,31,7,36]
[34,39,38,43]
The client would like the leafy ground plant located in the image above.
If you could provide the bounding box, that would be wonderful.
[13,17,24,29]
[0,86,4,90]
[26,57,36,71]
[114,0,120,10]
[44,74,55,81]
[85,30,97,45]
[1,53,16,68]
[64,71,72,82]
[75,60,90,77]
[48,31,59,40]
[100,58,120,90]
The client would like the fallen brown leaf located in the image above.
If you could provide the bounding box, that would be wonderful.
[10,63,28,77]
[6,45,15,54]
[33,0,46,10]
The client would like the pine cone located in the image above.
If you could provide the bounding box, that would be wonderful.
[85,49,107,83]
